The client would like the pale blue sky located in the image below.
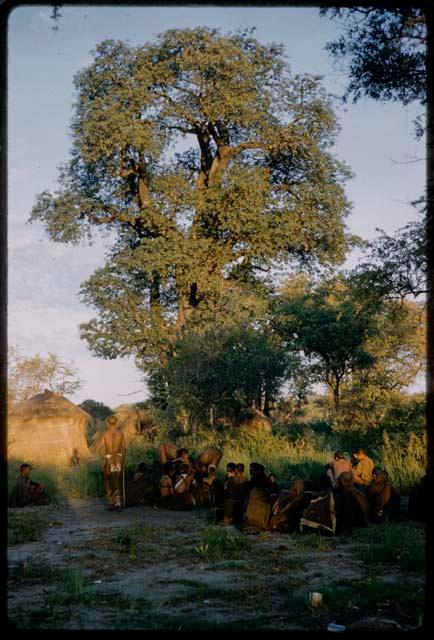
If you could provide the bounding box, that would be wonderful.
[8,5,425,406]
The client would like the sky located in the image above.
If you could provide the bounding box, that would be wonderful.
[8,5,425,407]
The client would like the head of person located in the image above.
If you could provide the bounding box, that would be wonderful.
[138,462,147,474]
[268,474,277,484]
[20,463,31,478]
[372,467,388,484]
[334,450,346,461]
[353,448,365,461]
[338,470,354,490]
[197,461,207,474]
[208,464,216,477]
[164,462,176,477]
[236,463,245,476]
[180,463,190,475]
[249,462,261,477]
[291,478,305,496]
[177,448,189,461]
[107,415,118,430]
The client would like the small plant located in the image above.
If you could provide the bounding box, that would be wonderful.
[194,526,251,560]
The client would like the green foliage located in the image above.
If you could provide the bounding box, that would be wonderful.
[194,526,251,560]
[321,7,426,107]
[358,521,425,572]
[30,28,352,377]
[154,320,292,425]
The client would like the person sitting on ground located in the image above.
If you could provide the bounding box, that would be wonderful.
[173,448,195,474]
[221,463,248,526]
[169,463,195,510]
[248,462,268,490]
[159,462,176,508]
[333,470,370,533]
[234,463,250,500]
[243,463,271,531]
[125,462,156,508]
[9,463,49,507]
[269,479,308,533]
[326,451,352,488]
[224,463,236,489]
[192,461,209,507]
[267,474,279,503]
[368,467,401,523]
[352,448,375,493]
[206,464,222,507]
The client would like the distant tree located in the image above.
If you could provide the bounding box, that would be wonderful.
[78,398,112,420]
[30,27,352,379]
[273,274,425,424]
[8,347,83,406]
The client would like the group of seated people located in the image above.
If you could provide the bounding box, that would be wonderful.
[123,445,408,536]
[8,446,426,534]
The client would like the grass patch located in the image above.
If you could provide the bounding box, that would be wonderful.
[8,510,50,545]
[355,522,425,573]
[194,526,252,560]
[321,578,424,624]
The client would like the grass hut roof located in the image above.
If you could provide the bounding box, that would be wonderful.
[8,390,92,467]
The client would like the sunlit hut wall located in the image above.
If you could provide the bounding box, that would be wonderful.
[90,404,150,454]
[8,390,92,467]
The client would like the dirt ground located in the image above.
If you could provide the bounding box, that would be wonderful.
[7,498,425,630]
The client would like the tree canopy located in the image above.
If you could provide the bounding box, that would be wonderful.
[320,6,426,109]
[30,27,352,375]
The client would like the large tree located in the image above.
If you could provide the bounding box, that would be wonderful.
[30,28,352,375]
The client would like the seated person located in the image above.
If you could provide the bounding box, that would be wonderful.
[248,462,268,490]
[243,463,271,531]
[269,479,308,533]
[234,463,250,500]
[125,462,156,507]
[159,462,176,508]
[267,474,279,503]
[192,461,209,506]
[9,463,49,507]
[333,470,370,532]
[326,451,352,488]
[222,464,247,526]
[205,464,223,507]
[173,448,195,474]
[352,448,375,492]
[169,463,195,510]
[368,467,400,523]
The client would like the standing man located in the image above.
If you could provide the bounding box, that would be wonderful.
[99,415,127,512]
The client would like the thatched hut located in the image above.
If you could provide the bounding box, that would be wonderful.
[240,408,272,434]
[90,404,153,454]
[8,390,92,467]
